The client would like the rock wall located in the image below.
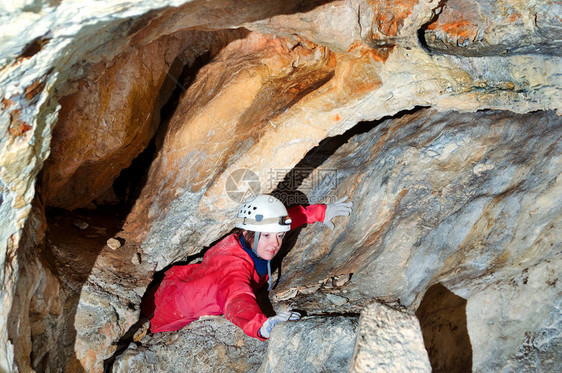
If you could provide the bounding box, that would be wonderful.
[271,108,561,371]
[0,0,560,371]
[422,0,562,56]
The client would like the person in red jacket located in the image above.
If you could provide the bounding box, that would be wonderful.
[150,194,352,339]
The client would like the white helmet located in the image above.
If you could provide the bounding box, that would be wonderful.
[235,195,292,232]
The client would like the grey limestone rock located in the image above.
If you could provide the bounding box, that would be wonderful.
[350,302,431,373]
[258,315,358,373]
[112,316,267,373]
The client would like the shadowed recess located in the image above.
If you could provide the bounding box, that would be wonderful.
[416,283,472,373]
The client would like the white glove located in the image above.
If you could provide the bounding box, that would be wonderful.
[323,196,353,230]
[258,311,301,339]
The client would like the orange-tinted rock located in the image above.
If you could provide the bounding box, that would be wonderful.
[423,0,561,56]
[43,44,162,208]
[123,32,336,247]
[368,0,419,40]
[42,30,215,209]
[8,110,32,139]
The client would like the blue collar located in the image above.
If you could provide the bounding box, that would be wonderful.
[238,235,269,277]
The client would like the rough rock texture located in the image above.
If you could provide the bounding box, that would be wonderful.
[258,316,358,373]
[350,302,431,372]
[112,317,267,373]
[466,258,562,372]
[272,108,561,371]
[423,0,562,56]
[113,316,358,373]
[5,200,53,373]
[0,0,560,372]
[41,29,246,210]
[122,0,561,277]
[122,31,337,263]
[46,206,157,373]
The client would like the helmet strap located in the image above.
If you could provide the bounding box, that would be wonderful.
[252,232,273,290]
[252,232,260,255]
[267,260,272,291]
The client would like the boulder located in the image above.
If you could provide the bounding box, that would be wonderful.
[350,302,431,372]
[259,315,358,373]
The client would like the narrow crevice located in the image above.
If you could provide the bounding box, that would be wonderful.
[106,72,423,373]
[300,311,361,318]
[111,49,215,215]
[103,316,149,373]
[126,56,425,335]
[415,283,473,373]
[18,36,51,59]
[416,0,447,54]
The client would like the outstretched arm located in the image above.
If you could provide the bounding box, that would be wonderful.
[224,292,269,340]
[287,196,353,230]
[287,204,327,229]
[219,260,269,340]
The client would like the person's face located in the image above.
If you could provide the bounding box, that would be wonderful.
[256,232,285,260]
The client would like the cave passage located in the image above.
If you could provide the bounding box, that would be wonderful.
[39,32,228,373]
[416,283,473,372]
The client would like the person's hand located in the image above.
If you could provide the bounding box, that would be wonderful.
[323,196,353,230]
[258,311,301,338]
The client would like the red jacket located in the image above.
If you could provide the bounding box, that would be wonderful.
[150,204,326,339]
